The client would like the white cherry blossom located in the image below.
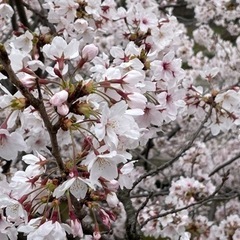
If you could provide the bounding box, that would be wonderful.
[53,175,94,200]
[82,147,127,185]
[42,36,79,61]
[18,218,68,240]
[0,129,27,160]
[93,101,141,149]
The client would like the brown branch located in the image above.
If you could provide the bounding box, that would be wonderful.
[159,3,188,10]
[13,0,30,29]
[9,0,18,31]
[21,1,56,33]
[130,107,213,192]
[130,191,168,199]
[140,174,227,228]
[209,152,240,177]
[133,192,153,233]
[117,189,143,240]
[167,123,181,140]
[0,44,65,172]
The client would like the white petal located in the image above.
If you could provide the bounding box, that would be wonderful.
[64,39,79,59]
[53,178,75,198]
[125,109,144,115]
[70,178,88,200]
[90,159,118,182]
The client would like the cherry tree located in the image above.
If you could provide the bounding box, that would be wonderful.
[0,0,240,239]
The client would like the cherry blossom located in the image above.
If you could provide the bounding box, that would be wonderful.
[82,147,127,185]
[0,0,240,239]
[42,36,79,61]
[53,174,93,200]
[49,90,69,115]
[151,51,185,86]
[93,101,141,149]
[12,31,33,54]
[0,129,27,160]
[81,43,99,62]
[18,218,69,240]
[0,194,27,222]
[0,3,14,21]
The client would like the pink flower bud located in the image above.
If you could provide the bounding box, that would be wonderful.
[99,209,111,229]
[105,180,119,192]
[50,90,69,115]
[82,44,99,61]
[69,212,83,238]
[50,90,68,107]
[106,192,119,207]
[57,103,69,116]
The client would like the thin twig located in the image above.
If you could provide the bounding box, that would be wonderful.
[130,191,168,199]
[21,1,56,33]
[209,152,240,177]
[131,107,213,192]
[133,192,153,233]
[140,175,227,228]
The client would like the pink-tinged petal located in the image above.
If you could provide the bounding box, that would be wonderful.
[52,36,67,53]
[82,151,97,171]
[57,104,69,116]
[98,151,117,159]
[71,219,83,238]
[94,124,105,141]
[106,192,119,207]
[121,161,135,174]
[28,60,45,71]
[106,127,118,148]
[42,37,66,60]
[43,44,61,60]
[123,70,144,84]
[0,4,14,18]
[109,101,127,117]
[125,109,144,116]
[0,130,27,160]
[82,44,99,61]
[22,154,40,165]
[50,90,68,106]
[74,19,88,32]
[171,58,182,69]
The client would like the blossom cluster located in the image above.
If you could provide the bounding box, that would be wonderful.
[0,0,240,240]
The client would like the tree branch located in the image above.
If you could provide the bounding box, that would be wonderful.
[209,152,240,177]
[21,1,56,33]
[131,107,213,192]
[9,0,18,31]
[117,189,143,240]
[13,0,30,29]
[133,192,153,233]
[140,174,227,228]
[0,44,65,172]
